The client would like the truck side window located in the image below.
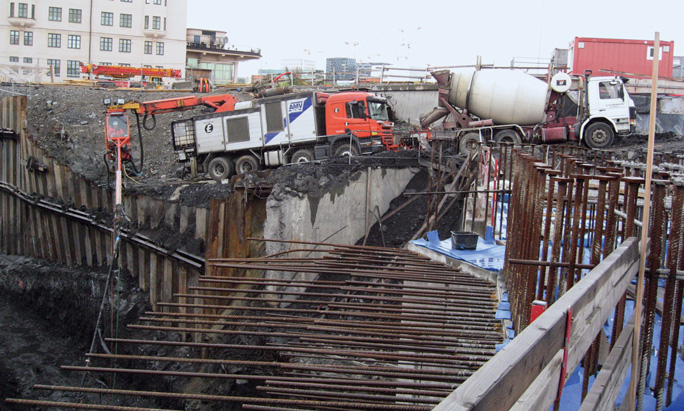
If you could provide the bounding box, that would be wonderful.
[345,101,366,119]
[599,82,622,100]
[265,102,284,132]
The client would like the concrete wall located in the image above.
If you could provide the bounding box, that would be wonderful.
[263,166,417,289]
[369,84,439,126]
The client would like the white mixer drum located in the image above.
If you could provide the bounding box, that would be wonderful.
[447,69,548,125]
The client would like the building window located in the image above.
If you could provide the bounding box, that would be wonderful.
[100,62,112,66]
[18,3,27,18]
[101,12,113,26]
[121,0,133,2]
[9,30,19,45]
[10,56,19,62]
[67,60,80,78]
[68,35,81,49]
[120,13,132,28]
[154,0,161,4]
[100,37,113,51]
[144,41,152,54]
[647,46,663,61]
[9,2,13,17]
[156,42,164,55]
[119,39,131,53]
[48,7,62,21]
[48,33,61,48]
[69,9,82,23]
[152,16,160,30]
[23,31,32,46]
[23,57,31,64]
[119,63,131,67]
[163,17,166,31]
[47,59,60,77]
[144,16,149,29]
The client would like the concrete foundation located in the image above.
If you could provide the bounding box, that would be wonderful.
[263,166,418,291]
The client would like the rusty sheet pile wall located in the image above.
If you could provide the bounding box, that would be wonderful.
[0,95,208,313]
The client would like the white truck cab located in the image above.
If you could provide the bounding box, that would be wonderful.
[580,75,636,148]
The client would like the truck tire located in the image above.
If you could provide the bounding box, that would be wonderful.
[334,143,359,157]
[459,133,481,156]
[494,129,522,146]
[208,156,234,181]
[584,122,614,149]
[235,154,260,174]
[291,149,314,164]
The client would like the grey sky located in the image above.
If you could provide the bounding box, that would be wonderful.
[187,0,682,78]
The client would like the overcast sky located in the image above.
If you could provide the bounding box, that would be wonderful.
[187,0,682,78]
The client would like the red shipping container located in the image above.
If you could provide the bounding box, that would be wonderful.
[569,37,674,79]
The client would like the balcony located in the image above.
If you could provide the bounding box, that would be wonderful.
[186,42,261,59]
[143,28,167,38]
[8,17,36,28]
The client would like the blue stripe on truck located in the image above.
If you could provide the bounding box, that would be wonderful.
[264,97,313,144]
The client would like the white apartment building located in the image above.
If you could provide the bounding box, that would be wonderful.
[1,0,187,82]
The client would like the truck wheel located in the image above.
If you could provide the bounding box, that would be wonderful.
[235,154,260,174]
[459,133,481,156]
[334,144,359,157]
[584,123,614,149]
[291,149,314,164]
[494,129,522,146]
[208,156,234,181]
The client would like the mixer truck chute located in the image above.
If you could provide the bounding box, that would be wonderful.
[420,69,635,152]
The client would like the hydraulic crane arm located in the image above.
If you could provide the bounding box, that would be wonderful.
[107,94,238,116]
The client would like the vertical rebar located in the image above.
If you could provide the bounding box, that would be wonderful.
[655,180,684,410]
[637,181,668,410]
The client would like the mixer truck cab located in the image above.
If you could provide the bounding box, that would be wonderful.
[579,75,636,148]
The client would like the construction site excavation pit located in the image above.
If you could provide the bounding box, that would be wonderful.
[2,89,502,410]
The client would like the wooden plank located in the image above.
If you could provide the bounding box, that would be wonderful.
[195,207,208,242]
[177,266,188,334]
[0,193,6,253]
[59,216,73,265]
[139,249,149,291]
[580,312,636,411]
[84,224,94,266]
[433,238,640,411]
[162,258,174,312]
[149,253,158,311]
[511,349,565,411]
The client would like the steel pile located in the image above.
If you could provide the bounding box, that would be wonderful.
[6,242,501,410]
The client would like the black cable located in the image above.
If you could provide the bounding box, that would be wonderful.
[134,112,144,173]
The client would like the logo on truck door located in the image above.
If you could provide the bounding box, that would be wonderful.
[205,124,214,133]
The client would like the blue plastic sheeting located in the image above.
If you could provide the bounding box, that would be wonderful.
[411,234,506,272]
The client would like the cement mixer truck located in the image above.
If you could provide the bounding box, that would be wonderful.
[420,69,635,152]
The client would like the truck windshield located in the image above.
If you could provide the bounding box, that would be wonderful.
[367,100,389,121]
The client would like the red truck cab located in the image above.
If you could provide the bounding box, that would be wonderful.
[322,92,395,151]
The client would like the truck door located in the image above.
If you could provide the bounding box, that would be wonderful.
[344,100,370,137]
[592,80,626,116]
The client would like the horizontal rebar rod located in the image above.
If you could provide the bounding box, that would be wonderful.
[3,398,180,411]
[31,384,431,411]
[61,365,457,389]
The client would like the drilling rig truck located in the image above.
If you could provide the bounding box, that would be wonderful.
[171,90,394,180]
[420,69,636,152]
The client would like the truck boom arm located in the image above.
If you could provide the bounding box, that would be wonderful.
[107,94,238,116]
